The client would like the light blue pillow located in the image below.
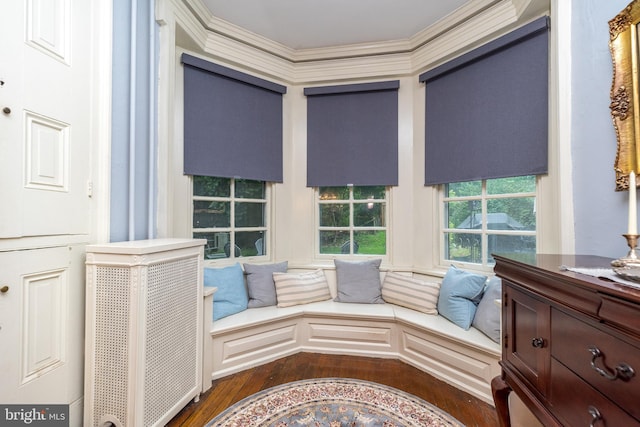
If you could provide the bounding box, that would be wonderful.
[437,265,487,330]
[204,263,248,321]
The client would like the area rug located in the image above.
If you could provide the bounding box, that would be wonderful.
[206,377,464,426]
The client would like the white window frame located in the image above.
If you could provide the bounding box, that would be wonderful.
[439,177,538,271]
[192,177,270,262]
[315,185,389,258]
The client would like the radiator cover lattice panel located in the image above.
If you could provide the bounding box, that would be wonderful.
[93,266,131,426]
[143,258,199,426]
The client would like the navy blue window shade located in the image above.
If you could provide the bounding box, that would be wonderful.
[181,53,287,182]
[305,81,399,187]
[419,16,549,185]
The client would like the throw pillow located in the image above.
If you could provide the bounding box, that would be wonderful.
[204,263,248,321]
[244,261,288,308]
[381,271,440,314]
[334,259,384,304]
[273,269,332,307]
[472,276,502,342]
[437,265,487,330]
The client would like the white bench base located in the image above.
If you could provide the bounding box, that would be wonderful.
[202,294,500,405]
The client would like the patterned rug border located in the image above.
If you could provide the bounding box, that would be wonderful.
[206,377,465,426]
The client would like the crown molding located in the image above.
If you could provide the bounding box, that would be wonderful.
[412,0,528,73]
[170,0,549,84]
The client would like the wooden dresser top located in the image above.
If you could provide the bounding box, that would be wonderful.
[493,253,640,304]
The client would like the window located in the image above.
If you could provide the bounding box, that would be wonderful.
[192,176,268,259]
[318,186,387,255]
[443,176,536,267]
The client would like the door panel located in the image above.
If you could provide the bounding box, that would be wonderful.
[0,246,85,404]
[0,0,91,238]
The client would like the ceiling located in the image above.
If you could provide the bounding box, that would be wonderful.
[201,0,471,50]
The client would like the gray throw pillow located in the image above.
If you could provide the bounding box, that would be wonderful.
[244,261,288,308]
[472,276,502,342]
[334,259,384,303]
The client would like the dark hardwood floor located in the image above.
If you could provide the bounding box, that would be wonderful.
[167,352,499,426]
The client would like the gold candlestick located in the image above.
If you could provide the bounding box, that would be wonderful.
[611,234,640,267]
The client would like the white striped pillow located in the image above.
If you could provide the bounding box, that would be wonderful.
[381,271,440,315]
[273,269,332,307]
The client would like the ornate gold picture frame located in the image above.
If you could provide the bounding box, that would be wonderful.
[610,0,640,191]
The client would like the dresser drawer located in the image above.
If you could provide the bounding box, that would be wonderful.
[551,308,639,419]
[550,358,638,426]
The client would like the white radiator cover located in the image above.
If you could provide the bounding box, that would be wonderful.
[84,239,205,427]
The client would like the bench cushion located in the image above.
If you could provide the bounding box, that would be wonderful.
[393,305,500,355]
[211,304,304,334]
[302,300,396,320]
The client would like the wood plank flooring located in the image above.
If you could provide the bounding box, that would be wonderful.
[167,353,499,426]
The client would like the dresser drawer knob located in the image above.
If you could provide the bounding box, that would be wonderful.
[588,346,635,381]
[588,406,601,427]
[531,337,545,348]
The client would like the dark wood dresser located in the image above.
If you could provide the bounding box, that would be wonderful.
[492,254,640,427]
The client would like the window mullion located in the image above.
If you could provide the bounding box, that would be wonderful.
[230,180,235,254]
[481,180,488,266]
[349,187,355,254]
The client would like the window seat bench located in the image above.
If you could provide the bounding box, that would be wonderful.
[201,288,501,405]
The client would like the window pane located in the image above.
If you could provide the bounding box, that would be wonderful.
[319,187,349,200]
[353,186,385,200]
[193,176,230,197]
[444,232,481,263]
[488,235,536,264]
[235,231,265,257]
[354,230,386,254]
[319,230,350,254]
[194,231,231,259]
[487,197,536,230]
[319,203,349,227]
[446,200,480,229]
[235,179,265,199]
[354,202,386,227]
[193,200,230,228]
[446,181,481,198]
[235,202,265,227]
[487,175,535,195]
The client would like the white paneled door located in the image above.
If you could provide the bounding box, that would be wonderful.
[0,0,101,421]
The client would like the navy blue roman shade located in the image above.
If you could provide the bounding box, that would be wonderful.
[419,17,549,185]
[181,53,287,182]
[305,81,399,187]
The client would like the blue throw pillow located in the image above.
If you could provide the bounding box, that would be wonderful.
[204,263,248,321]
[437,265,487,330]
